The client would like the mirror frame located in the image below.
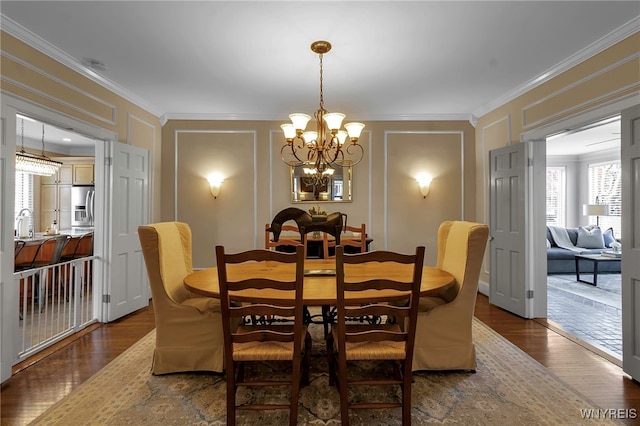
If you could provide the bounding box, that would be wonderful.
[290,161,352,203]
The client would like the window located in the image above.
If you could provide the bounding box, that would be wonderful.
[546,167,566,227]
[14,171,34,233]
[588,161,621,237]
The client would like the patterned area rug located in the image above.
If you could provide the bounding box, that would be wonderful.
[31,319,615,425]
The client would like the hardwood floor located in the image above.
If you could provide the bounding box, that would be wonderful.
[1,295,639,425]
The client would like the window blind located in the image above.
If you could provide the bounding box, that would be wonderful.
[588,161,621,236]
[14,172,34,233]
[546,167,566,228]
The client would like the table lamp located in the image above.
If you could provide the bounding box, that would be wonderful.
[582,203,609,227]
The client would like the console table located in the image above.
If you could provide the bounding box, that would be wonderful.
[574,254,621,286]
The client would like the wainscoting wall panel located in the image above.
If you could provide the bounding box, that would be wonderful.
[384,131,464,265]
[174,130,257,268]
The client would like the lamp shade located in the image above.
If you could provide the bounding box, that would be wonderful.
[583,204,609,216]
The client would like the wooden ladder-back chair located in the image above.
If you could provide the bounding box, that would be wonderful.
[322,223,367,259]
[138,222,226,374]
[320,223,368,336]
[216,245,311,426]
[265,223,307,258]
[412,220,489,372]
[61,232,94,261]
[328,245,425,426]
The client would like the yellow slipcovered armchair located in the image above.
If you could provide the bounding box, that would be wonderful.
[412,220,489,372]
[138,221,225,374]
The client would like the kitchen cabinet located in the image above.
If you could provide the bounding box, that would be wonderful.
[73,164,94,184]
[40,164,72,185]
[39,161,93,231]
[40,181,72,231]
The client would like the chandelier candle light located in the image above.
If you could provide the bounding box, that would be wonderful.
[280,41,365,182]
[15,119,62,176]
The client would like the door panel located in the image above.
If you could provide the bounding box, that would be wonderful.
[105,142,150,322]
[622,104,640,380]
[489,144,528,317]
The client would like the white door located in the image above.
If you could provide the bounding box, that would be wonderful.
[489,143,530,317]
[104,142,150,321]
[621,104,640,380]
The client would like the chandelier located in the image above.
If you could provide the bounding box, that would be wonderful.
[280,41,364,182]
[15,119,62,176]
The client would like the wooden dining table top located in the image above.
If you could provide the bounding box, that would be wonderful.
[184,258,455,306]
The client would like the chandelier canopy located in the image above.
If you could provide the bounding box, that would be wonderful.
[280,41,364,180]
[15,119,63,176]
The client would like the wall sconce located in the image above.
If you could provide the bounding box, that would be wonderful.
[416,173,433,198]
[207,173,224,199]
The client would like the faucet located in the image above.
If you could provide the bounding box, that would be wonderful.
[18,208,32,217]
[16,208,33,238]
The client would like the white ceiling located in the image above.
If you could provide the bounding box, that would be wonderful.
[2,1,638,153]
[546,116,620,156]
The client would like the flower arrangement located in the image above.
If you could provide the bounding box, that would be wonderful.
[308,205,327,216]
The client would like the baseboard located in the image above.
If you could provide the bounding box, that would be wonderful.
[478,280,489,296]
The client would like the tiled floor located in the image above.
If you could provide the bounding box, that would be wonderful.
[547,273,622,359]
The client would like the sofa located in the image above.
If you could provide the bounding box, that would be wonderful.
[546,225,620,274]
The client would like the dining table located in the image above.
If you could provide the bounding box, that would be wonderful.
[184,258,455,305]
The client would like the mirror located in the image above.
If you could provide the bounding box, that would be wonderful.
[290,162,352,203]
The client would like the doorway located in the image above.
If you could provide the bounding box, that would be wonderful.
[13,114,100,361]
[544,116,622,361]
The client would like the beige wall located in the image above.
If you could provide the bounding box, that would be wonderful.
[475,32,640,284]
[7,25,635,277]
[162,120,476,268]
[1,31,163,223]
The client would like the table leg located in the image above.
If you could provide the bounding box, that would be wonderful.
[575,258,597,286]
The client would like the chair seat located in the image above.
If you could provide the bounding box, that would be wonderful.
[418,296,448,312]
[330,323,406,360]
[182,297,222,313]
[233,324,309,361]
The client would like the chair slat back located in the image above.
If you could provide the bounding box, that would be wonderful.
[265,223,306,257]
[335,246,425,349]
[14,240,26,258]
[216,246,306,346]
[323,223,367,258]
[74,232,94,257]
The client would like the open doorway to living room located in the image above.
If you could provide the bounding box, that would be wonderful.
[545,115,622,361]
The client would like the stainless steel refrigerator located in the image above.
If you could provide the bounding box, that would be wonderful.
[71,185,95,229]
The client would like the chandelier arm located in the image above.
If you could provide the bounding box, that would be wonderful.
[345,143,364,166]
[281,143,305,165]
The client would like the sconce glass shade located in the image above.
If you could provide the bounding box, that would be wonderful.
[416,173,433,198]
[280,123,296,140]
[336,130,348,145]
[323,112,345,131]
[302,131,318,143]
[344,122,365,140]
[289,113,311,131]
[207,173,224,199]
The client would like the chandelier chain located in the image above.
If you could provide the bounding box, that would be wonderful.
[41,124,46,155]
[319,53,324,110]
[20,119,25,151]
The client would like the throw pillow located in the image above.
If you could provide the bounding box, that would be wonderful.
[576,226,605,249]
[602,227,616,248]
[546,238,551,249]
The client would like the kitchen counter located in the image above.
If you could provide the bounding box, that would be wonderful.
[15,229,93,242]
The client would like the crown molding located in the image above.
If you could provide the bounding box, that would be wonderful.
[472,16,640,119]
[161,112,474,125]
[1,14,164,118]
[4,12,636,126]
